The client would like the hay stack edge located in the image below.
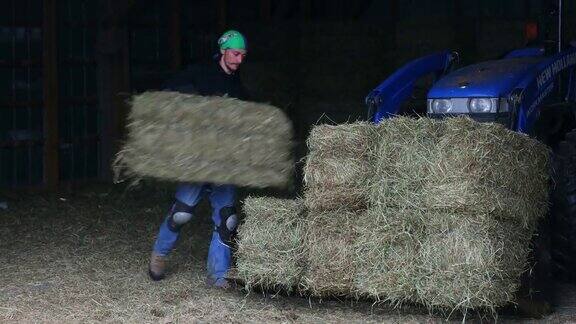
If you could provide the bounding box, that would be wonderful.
[237,116,550,314]
[114,91,294,188]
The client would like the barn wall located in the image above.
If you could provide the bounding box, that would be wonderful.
[0,0,572,188]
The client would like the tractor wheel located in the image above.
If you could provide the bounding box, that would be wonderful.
[550,129,576,281]
[514,216,553,318]
[512,128,576,317]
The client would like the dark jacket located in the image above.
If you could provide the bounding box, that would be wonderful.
[162,58,249,100]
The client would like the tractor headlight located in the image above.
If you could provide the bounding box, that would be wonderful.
[431,99,453,113]
[468,98,498,113]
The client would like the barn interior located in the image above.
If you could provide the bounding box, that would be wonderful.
[2,0,576,322]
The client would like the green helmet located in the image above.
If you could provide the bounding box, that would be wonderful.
[218,30,247,51]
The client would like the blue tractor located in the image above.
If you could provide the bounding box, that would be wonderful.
[365,37,576,316]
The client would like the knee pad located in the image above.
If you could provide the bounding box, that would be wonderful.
[216,206,238,246]
[167,200,195,232]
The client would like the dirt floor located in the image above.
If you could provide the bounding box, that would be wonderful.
[1,183,576,323]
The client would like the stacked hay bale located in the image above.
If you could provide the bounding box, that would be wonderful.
[237,116,550,314]
[114,91,294,188]
[300,123,377,297]
[236,197,306,293]
[300,210,361,297]
[360,117,549,311]
[303,123,375,211]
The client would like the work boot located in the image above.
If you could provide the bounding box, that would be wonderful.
[148,251,166,281]
[206,276,237,290]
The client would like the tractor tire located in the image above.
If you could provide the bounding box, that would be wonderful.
[513,127,576,317]
[514,217,553,318]
[550,129,576,281]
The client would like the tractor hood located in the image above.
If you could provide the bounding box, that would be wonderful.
[428,57,545,98]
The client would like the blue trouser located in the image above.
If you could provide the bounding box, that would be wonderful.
[152,183,237,280]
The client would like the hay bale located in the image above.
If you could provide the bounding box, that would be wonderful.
[369,117,549,226]
[303,123,376,211]
[236,197,306,292]
[427,117,549,226]
[359,116,549,310]
[368,117,445,210]
[237,116,549,313]
[300,211,360,297]
[354,208,536,312]
[114,91,294,188]
[353,208,424,305]
[416,217,534,312]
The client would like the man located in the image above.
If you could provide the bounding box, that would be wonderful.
[148,30,248,289]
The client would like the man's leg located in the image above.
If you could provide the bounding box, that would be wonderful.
[206,184,238,287]
[149,183,206,281]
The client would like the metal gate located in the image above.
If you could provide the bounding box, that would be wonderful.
[0,0,100,188]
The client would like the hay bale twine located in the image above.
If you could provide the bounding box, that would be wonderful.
[300,211,360,297]
[114,91,294,188]
[303,123,376,211]
[236,197,306,292]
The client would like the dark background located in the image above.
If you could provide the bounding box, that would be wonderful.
[1,0,575,190]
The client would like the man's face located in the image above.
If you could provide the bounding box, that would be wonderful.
[220,49,247,73]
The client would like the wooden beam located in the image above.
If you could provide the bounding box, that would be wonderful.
[43,0,59,189]
[96,0,132,182]
[260,0,271,22]
[300,0,311,21]
[168,0,182,71]
[217,0,228,31]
